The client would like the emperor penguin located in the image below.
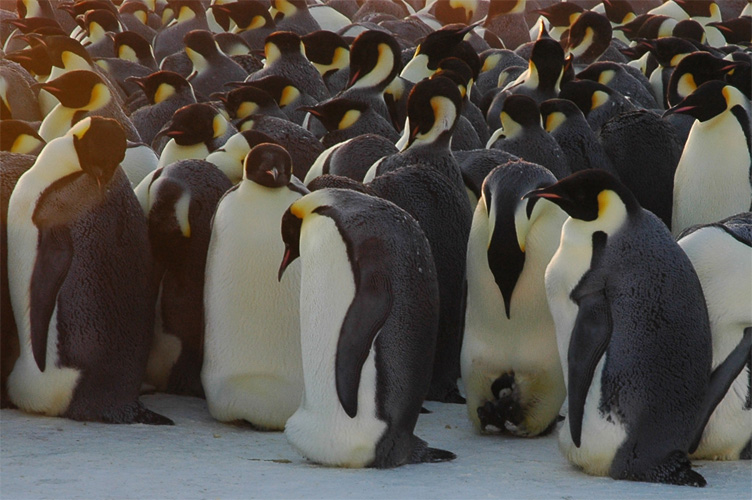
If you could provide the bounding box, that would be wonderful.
[666,81,752,236]
[6,117,172,425]
[279,188,456,467]
[462,160,567,437]
[525,169,751,486]
[143,158,233,397]
[678,212,752,461]
[205,130,279,184]
[203,143,307,430]
[183,29,248,99]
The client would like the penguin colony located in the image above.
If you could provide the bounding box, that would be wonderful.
[0,0,750,485]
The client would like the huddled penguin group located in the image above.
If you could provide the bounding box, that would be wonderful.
[0,0,750,483]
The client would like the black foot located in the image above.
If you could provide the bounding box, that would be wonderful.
[96,401,174,425]
[633,451,706,487]
[420,407,432,414]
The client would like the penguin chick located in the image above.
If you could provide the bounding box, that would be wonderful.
[678,213,752,461]
[36,69,140,142]
[463,160,566,437]
[279,188,456,467]
[203,143,307,430]
[526,169,750,486]
[7,116,173,425]
[487,95,569,180]
[666,81,752,236]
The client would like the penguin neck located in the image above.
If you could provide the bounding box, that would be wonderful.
[352,44,397,91]
[27,136,83,185]
[157,140,210,168]
[38,104,78,142]
[563,191,630,244]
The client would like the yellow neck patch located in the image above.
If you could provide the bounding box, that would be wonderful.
[154,83,176,104]
[237,101,258,119]
[338,109,361,130]
[280,85,300,107]
[591,90,609,110]
[545,111,566,133]
[213,114,228,139]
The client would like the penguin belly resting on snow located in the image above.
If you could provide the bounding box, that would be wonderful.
[525,169,751,486]
[462,160,567,437]
[6,117,172,425]
[202,144,307,430]
[278,188,456,468]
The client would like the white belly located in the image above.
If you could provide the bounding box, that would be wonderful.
[680,226,752,459]
[672,115,752,236]
[284,214,387,467]
[202,183,304,430]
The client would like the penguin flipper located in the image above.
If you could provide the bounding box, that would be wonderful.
[568,285,612,448]
[335,237,393,419]
[689,326,752,454]
[29,225,74,372]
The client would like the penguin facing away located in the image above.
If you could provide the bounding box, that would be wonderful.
[6,117,172,425]
[525,169,751,486]
[202,144,307,430]
[279,188,456,468]
[462,160,567,437]
[678,213,752,461]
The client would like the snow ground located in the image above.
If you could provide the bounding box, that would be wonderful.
[1,395,750,499]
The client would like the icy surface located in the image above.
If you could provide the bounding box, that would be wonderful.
[1,395,750,499]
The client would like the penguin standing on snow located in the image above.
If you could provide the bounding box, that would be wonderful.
[143,159,232,397]
[525,169,751,486]
[203,144,307,430]
[678,213,752,461]
[462,160,567,437]
[279,188,455,467]
[6,117,172,425]
[666,81,752,236]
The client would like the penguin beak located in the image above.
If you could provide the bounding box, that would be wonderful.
[278,245,295,281]
[523,188,565,202]
[663,105,696,117]
[347,69,361,89]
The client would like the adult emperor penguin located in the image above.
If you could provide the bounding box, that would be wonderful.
[525,169,751,486]
[144,158,232,397]
[279,188,456,467]
[462,160,567,437]
[205,130,279,184]
[183,29,248,99]
[678,213,752,461]
[666,81,752,236]
[203,143,307,429]
[6,117,172,425]
[36,69,141,143]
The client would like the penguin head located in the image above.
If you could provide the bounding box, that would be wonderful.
[279,190,330,280]
[612,13,652,41]
[128,70,194,105]
[434,57,474,100]
[534,2,583,28]
[558,80,616,118]
[527,37,565,91]
[270,0,308,22]
[565,11,612,61]
[485,0,526,20]
[499,94,542,139]
[300,98,369,132]
[602,0,636,25]
[220,85,280,120]
[5,16,62,35]
[37,69,110,109]
[540,98,584,134]
[0,119,46,154]
[434,0,478,26]
[523,169,639,224]
[243,143,292,188]
[263,31,303,65]
[482,160,559,318]
[241,75,302,109]
[302,30,350,77]
[118,2,151,27]
[4,44,52,79]
[576,61,625,87]
[113,31,154,65]
[215,32,252,56]
[184,29,223,69]
[207,130,279,184]
[346,30,402,91]
[402,75,463,149]
[674,0,721,21]
[667,52,741,107]
[708,18,752,45]
[68,116,126,188]
[167,0,205,24]
[401,23,477,83]
[79,9,121,42]
[211,1,274,32]
[665,80,748,123]
[38,34,93,70]
[671,19,706,44]
[638,37,696,68]
[156,103,228,146]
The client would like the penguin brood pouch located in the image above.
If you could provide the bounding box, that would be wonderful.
[6,117,172,425]
[525,170,751,486]
[279,188,456,468]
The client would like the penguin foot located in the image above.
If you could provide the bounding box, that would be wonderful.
[629,451,706,487]
[406,437,457,465]
[420,407,432,414]
[99,402,174,425]
[425,385,466,404]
